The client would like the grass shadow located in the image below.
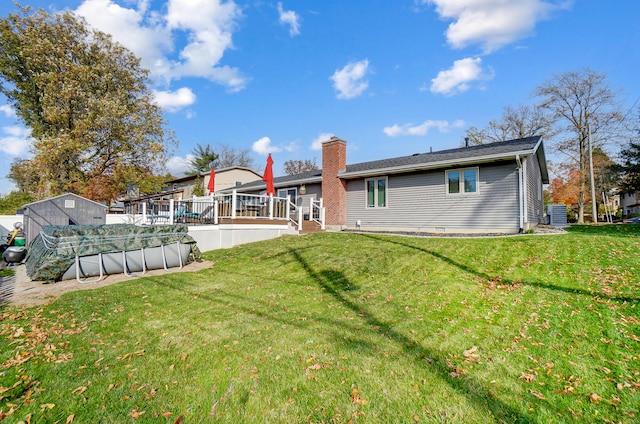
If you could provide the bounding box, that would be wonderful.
[290,248,532,423]
[358,234,639,304]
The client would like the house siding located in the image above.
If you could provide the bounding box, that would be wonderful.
[345,161,520,233]
[206,169,262,193]
[524,153,544,225]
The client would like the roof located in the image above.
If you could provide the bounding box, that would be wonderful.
[22,193,107,209]
[341,136,548,182]
[166,166,261,184]
[231,169,322,192]
[233,136,548,191]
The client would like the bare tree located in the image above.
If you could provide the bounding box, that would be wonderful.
[534,68,625,223]
[283,159,319,175]
[465,105,556,145]
[214,144,255,169]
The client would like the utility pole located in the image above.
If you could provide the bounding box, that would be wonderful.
[588,125,597,224]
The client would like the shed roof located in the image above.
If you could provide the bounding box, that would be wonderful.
[22,192,107,209]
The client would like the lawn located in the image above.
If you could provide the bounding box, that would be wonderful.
[0,226,639,423]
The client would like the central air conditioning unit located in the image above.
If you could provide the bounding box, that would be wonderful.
[546,204,567,227]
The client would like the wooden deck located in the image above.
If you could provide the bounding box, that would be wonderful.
[216,218,289,225]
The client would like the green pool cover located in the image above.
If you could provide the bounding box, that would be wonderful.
[26,224,201,282]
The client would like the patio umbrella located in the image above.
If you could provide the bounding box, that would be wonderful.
[207,168,215,195]
[262,154,275,196]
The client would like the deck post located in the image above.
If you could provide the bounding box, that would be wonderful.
[231,190,237,219]
[142,202,147,223]
[169,199,175,225]
[214,197,219,224]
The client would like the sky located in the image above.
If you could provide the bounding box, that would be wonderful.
[1,0,639,195]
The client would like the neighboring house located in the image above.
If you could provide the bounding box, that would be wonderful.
[238,136,549,234]
[167,166,262,198]
[620,190,640,215]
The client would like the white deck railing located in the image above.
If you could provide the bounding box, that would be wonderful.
[139,190,319,231]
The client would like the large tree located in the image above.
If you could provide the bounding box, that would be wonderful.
[0,5,175,202]
[534,68,624,223]
[465,104,556,145]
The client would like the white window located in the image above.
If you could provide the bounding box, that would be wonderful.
[366,177,387,208]
[446,168,478,195]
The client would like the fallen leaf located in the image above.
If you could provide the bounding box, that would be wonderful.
[588,392,602,404]
[463,346,478,357]
[71,386,87,395]
[350,388,368,405]
[66,414,75,423]
[463,346,480,362]
[129,409,146,419]
[529,390,545,400]
[40,403,55,412]
[520,373,536,383]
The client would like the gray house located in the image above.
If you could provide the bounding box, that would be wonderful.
[236,136,549,234]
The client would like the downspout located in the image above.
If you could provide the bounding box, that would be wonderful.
[516,155,524,233]
[522,156,528,228]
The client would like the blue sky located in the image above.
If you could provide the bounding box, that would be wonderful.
[1,0,639,195]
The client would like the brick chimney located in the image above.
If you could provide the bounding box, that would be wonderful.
[322,136,347,229]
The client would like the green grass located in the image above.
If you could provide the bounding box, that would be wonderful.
[0,225,639,423]
[0,268,14,278]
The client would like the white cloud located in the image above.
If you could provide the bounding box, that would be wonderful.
[0,126,32,156]
[277,2,301,36]
[310,133,335,151]
[284,141,298,152]
[153,87,197,112]
[383,119,464,137]
[252,137,282,156]
[76,0,173,77]
[330,60,370,100]
[75,0,247,92]
[165,154,195,177]
[430,57,488,95]
[424,0,566,53]
[0,105,16,118]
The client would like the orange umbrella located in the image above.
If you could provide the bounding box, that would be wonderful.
[262,154,275,196]
[207,168,215,194]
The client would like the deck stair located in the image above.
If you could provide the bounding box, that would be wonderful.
[300,220,323,235]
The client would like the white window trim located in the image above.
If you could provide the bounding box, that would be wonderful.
[445,167,479,195]
[277,188,297,199]
[365,176,388,208]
